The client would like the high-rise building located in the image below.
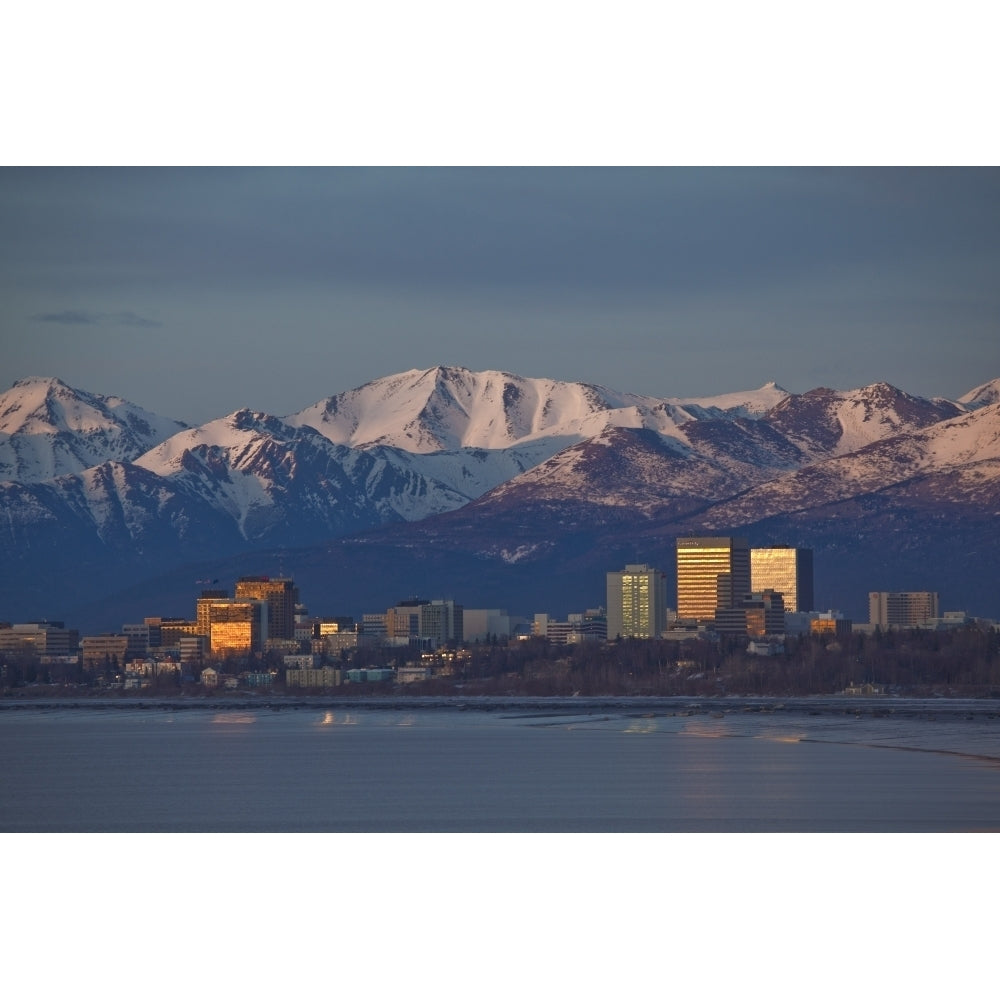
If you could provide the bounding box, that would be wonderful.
[385,599,463,646]
[606,564,667,639]
[869,592,939,629]
[206,599,268,655]
[750,547,814,613]
[676,537,751,623]
[234,577,298,640]
[195,590,229,639]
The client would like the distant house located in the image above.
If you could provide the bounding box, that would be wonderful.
[201,666,219,687]
[843,682,885,696]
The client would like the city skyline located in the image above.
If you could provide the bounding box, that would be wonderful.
[3,543,967,653]
[3,168,998,426]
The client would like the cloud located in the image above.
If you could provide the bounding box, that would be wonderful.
[31,309,100,325]
[31,309,163,329]
[110,310,162,328]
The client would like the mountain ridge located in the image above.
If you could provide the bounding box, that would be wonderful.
[1,367,997,629]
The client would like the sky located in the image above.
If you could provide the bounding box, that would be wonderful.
[2,167,999,426]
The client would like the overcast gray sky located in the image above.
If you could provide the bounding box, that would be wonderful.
[2,166,998,425]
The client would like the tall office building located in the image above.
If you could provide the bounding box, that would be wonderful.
[196,590,229,639]
[385,599,463,646]
[869,592,939,629]
[206,599,269,655]
[750,547,814,613]
[234,577,298,640]
[606,564,667,639]
[675,536,751,623]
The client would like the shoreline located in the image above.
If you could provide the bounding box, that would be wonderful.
[3,692,1000,720]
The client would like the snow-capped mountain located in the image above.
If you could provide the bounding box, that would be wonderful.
[287,365,792,455]
[959,378,1000,411]
[694,400,1000,528]
[0,376,189,482]
[1,366,998,628]
[133,408,471,539]
[762,383,963,458]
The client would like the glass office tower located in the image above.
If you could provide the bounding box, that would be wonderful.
[675,537,751,623]
[750,547,814,613]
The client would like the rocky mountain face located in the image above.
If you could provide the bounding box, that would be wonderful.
[1,368,998,630]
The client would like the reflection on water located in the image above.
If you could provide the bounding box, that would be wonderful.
[211,713,256,726]
[316,711,359,726]
[679,719,730,739]
[754,726,806,744]
[624,719,658,734]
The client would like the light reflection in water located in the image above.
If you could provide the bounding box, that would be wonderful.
[211,713,256,726]
[680,719,730,739]
[316,711,359,726]
[624,719,658,734]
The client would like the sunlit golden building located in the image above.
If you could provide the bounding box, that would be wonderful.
[195,590,229,640]
[606,564,667,639]
[750,547,814,613]
[234,577,298,640]
[675,536,751,624]
[206,599,268,655]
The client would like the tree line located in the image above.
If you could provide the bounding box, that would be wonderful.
[3,625,999,698]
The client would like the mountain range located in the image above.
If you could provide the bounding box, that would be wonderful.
[2,367,998,633]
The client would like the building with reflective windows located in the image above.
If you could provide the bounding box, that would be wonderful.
[675,537,751,623]
[750,547,814,613]
[606,564,667,639]
[206,599,268,655]
[234,577,298,640]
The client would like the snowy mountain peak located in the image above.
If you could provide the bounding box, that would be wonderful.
[675,382,791,418]
[959,378,1000,411]
[762,380,963,457]
[287,366,654,454]
[0,376,188,483]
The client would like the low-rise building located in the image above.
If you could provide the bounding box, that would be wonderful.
[284,653,318,670]
[810,611,852,637]
[346,667,394,683]
[285,667,341,689]
[81,634,129,667]
[243,670,276,688]
[0,622,80,657]
[397,665,433,684]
